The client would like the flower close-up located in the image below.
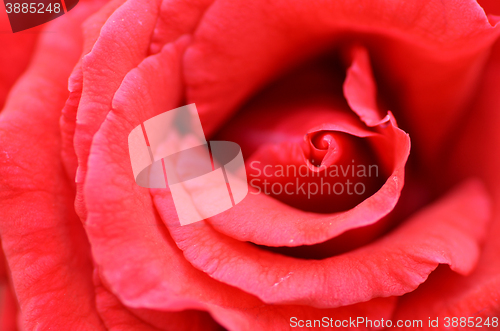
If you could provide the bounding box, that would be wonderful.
[1,0,500,330]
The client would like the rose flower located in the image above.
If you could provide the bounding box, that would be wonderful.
[0,0,499,330]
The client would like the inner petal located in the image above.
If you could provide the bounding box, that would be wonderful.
[216,55,386,214]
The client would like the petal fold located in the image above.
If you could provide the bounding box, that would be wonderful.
[0,2,108,329]
[155,180,490,308]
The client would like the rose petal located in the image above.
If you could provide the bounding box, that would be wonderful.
[149,0,214,55]
[393,30,500,326]
[0,2,107,329]
[60,0,128,182]
[94,270,222,331]
[153,180,490,308]
[0,279,18,331]
[343,46,386,127]
[199,114,408,247]
[183,0,500,164]
[0,247,17,331]
[202,51,409,246]
[0,7,38,110]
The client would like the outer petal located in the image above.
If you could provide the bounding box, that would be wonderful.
[60,0,128,182]
[0,267,17,331]
[0,7,38,110]
[71,0,162,220]
[393,30,500,327]
[149,0,214,54]
[0,241,16,330]
[70,0,220,222]
[0,2,107,330]
[94,270,222,331]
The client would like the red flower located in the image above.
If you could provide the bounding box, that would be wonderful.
[0,0,499,329]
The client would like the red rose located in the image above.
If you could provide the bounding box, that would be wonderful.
[1,0,499,330]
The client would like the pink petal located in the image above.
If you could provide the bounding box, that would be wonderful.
[0,11,38,110]
[155,180,490,308]
[60,0,128,182]
[202,50,409,247]
[71,0,162,220]
[94,270,222,331]
[393,31,500,326]
[0,2,107,330]
[343,46,386,127]
[149,0,214,55]
[183,0,500,164]
[0,248,17,331]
